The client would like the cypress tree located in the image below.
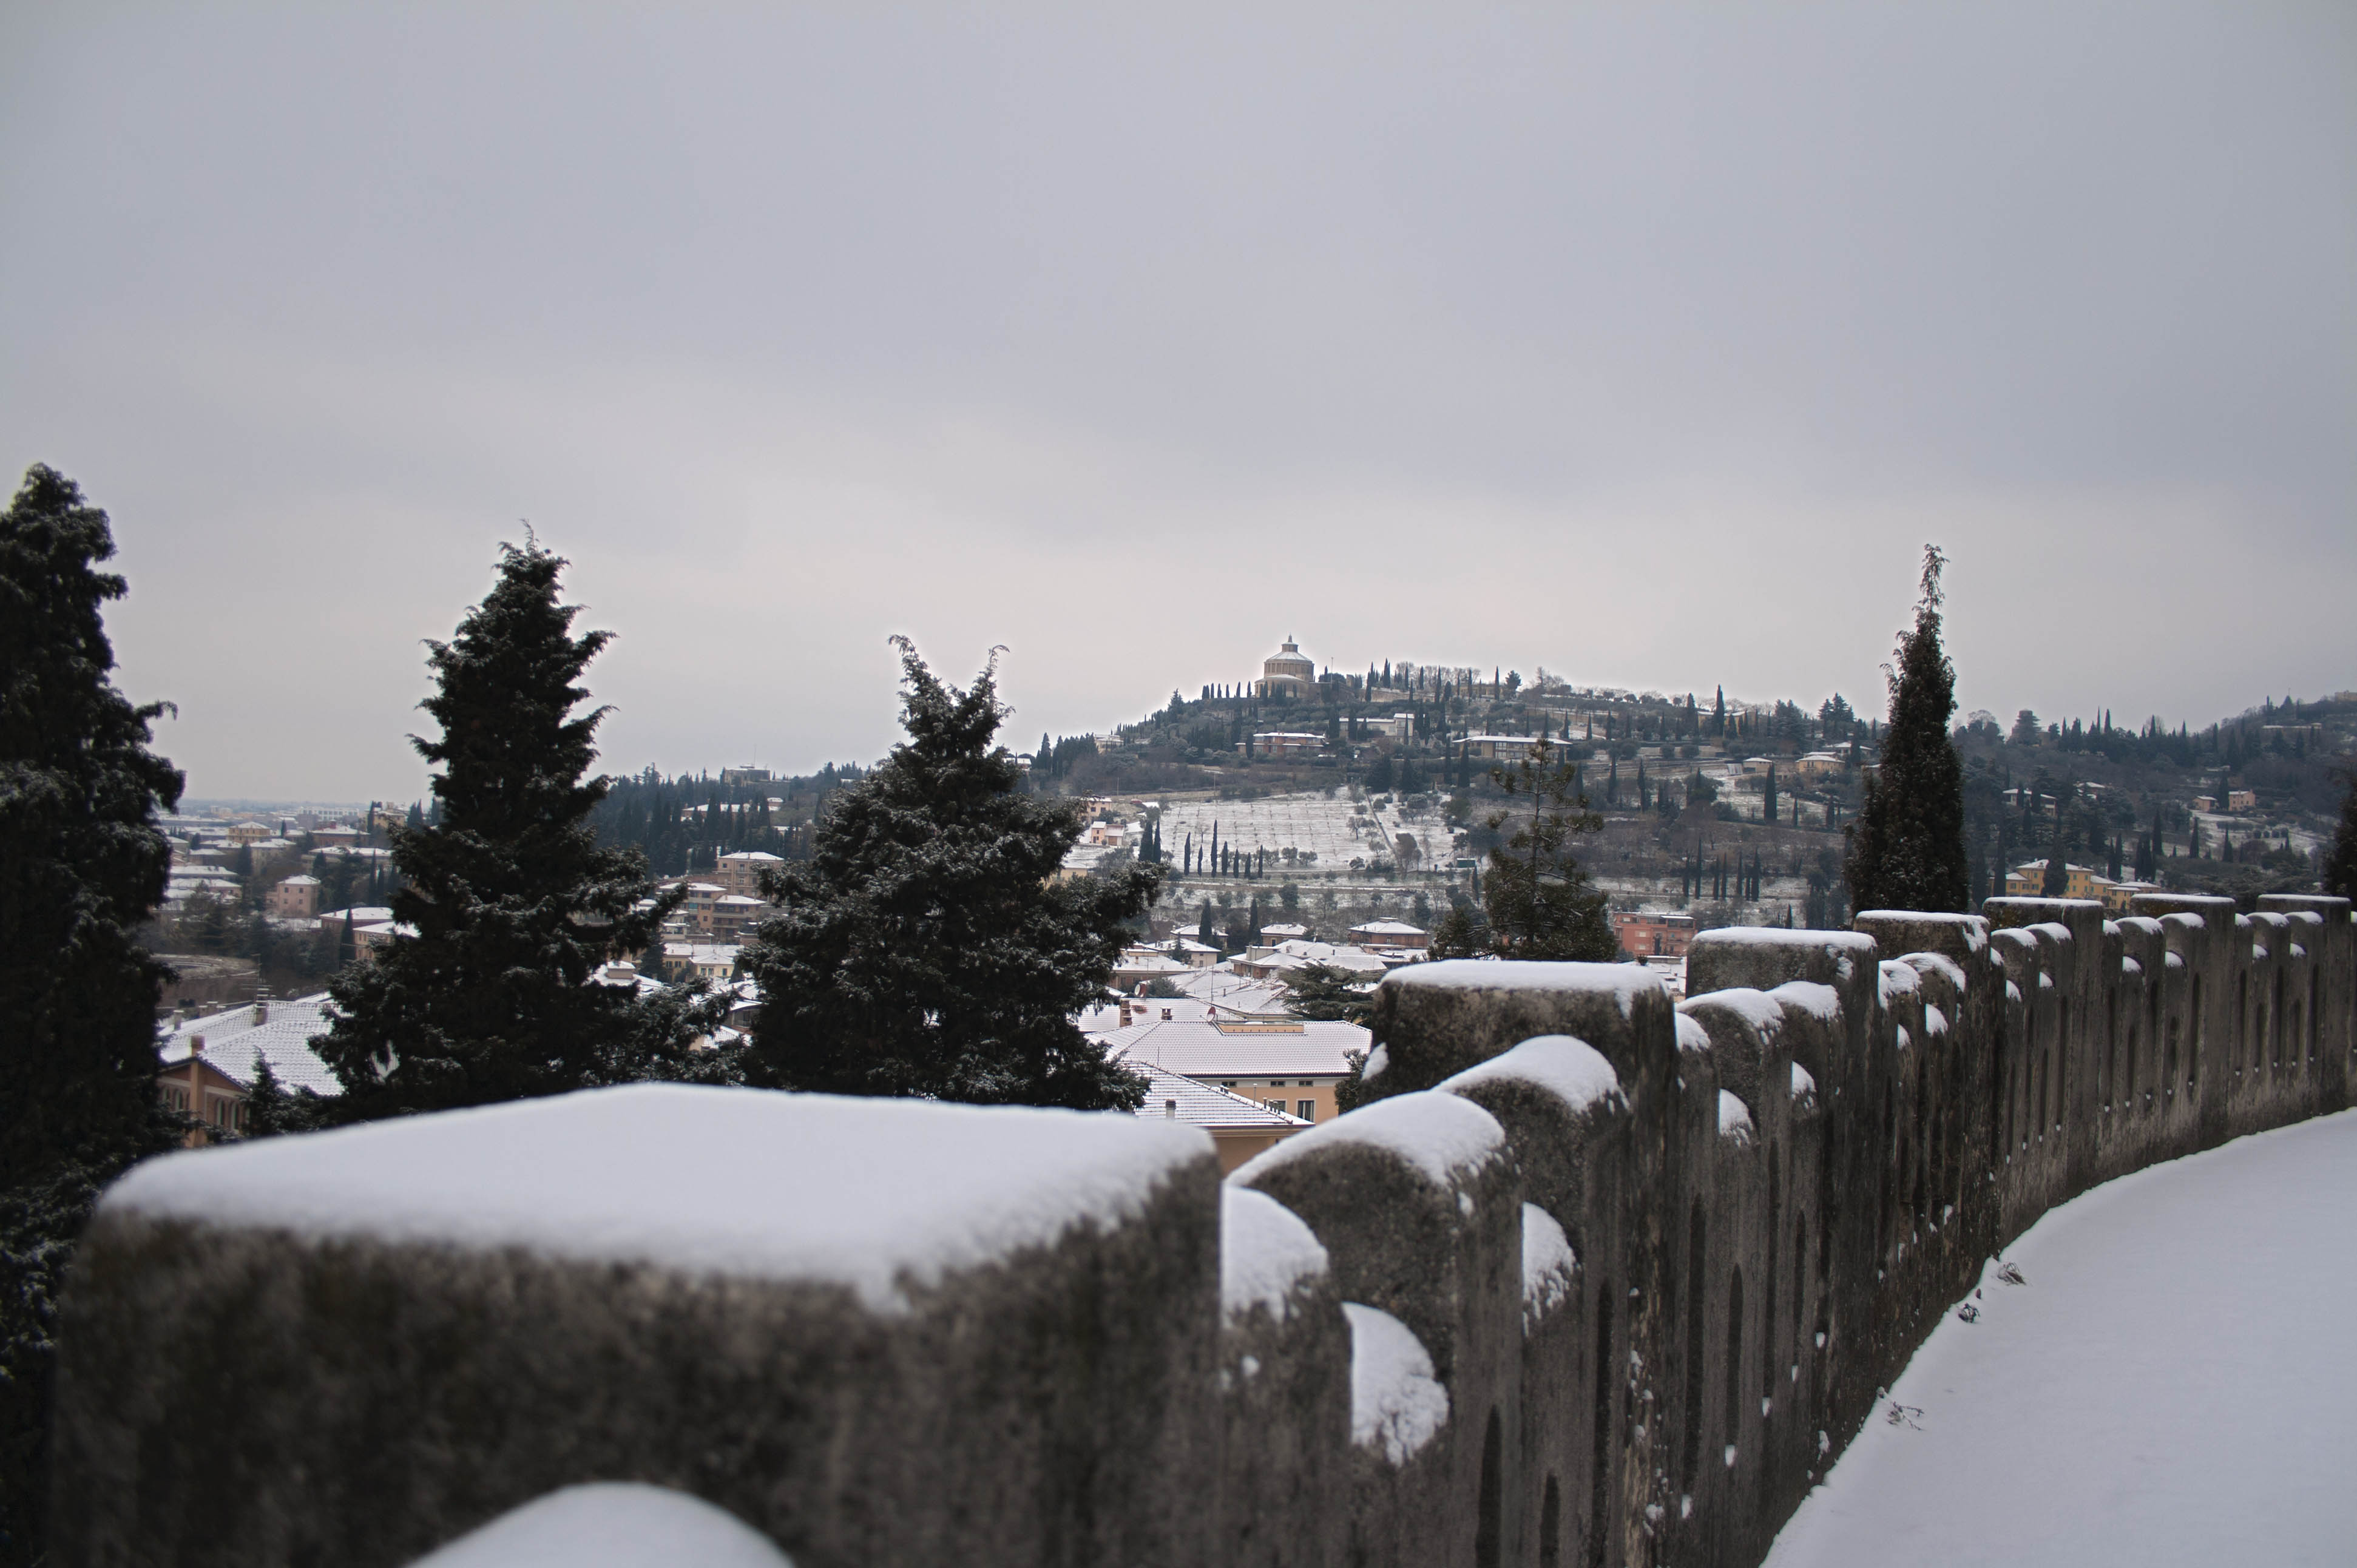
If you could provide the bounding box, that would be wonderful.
[1762,765,1778,825]
[1,467,189,1564]
[1844,546,1969,913]
[743,640,1159,1108]
[314,540,722,1121]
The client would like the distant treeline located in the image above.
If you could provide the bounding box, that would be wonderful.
[588,763,868,876]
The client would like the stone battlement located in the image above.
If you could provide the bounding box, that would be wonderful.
[52,893,2353,1567]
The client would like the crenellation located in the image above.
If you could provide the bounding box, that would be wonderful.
[51,896,2356,1568]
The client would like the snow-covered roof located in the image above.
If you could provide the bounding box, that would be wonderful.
[1127,1059,1309,1132]
[158,992,341,1096]
[102,1084,1211,1313]
[1105,1018,1367,1077]
[1350,920,1428,936]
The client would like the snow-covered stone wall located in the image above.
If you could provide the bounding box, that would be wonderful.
[49,894,2353,1568]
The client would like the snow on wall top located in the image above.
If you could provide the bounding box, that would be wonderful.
[1440,1034,1624,1118]
[2027,922,2074,946]
[1855,911,1989,953]
[1924,1004,1949,1037]
[2117,916,2164,938]
[1790,1061,1817,1100]
[1697,927,1878,955]
[1901,952,1969,993]
[1685,987,1784,1038]
[1718,1090,1755,1143]
[1521,1203,1577,1334]
[1219,1186,1329,1325]
[1343,1303,1451,1465]
[103,1085,1210,1314]
[1878,961,1920,1009]
[1696,926,1878,982]
[1236,1090,1506,1191]
[1384,959,1662,1019]
[408,1482,792,1568]
[1772,981,1845,1025]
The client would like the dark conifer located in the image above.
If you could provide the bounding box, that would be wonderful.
[1844,546,1969,913]
[314,540,723,1121]
[1477,736,1618,960]
[1287,964,1371,1022]
[2324,771,2357,900]
[743,641,1159,1108]
[0,466,189,1564]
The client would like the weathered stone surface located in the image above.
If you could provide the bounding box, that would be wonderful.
[54,1089,1221,1568]
[52,897,2356,1568]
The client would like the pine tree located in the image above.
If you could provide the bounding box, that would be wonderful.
[1,466,189,1565]
[743,641,1159,1108]
[1477,735,1618,960]
[315,540,723,1122]
[1287,963,1373,1022]
[1844,546,1969,913]
[2324,770,2357,901]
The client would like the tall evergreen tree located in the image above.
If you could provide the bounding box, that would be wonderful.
[0,466,189,1565]
[314,540,722,1121]
[1287,963,1373,1022]
[743,641,1159,1108]
[2324,770,2357,901]
[1476,735,1618,960]
[1844,546,1969,913]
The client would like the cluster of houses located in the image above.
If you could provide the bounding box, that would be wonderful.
[1999,859,2163,911]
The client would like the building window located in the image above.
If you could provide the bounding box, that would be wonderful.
[1265,1099,1287,1115]
[1297,1100,1316,1121]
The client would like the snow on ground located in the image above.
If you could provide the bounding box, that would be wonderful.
[1765,1109,2357,1568]
[1157,794,1458,872]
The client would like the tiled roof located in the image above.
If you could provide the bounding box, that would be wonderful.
[1126,1059,1308,1132]
[158,993,343,1097]
[1101,1018,1367,1078]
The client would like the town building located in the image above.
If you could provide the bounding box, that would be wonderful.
[1098,1015,1367,1126]
[1461,735,1541,763]
[1347,919,1429,952]
[1611,910,1697,959]
[1121,1058,1308,1174]
[1247,732,1327,759]
[711,850,784,901]
[2003,860,2115,901]
[660,942,742,984]
[155,992,342,1141]
[265,874,321,919]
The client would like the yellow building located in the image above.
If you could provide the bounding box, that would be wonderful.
[2003,860,2115,902]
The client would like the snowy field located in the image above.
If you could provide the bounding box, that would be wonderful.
[1155,794,1460,871]
[1765,1109,2357,1568]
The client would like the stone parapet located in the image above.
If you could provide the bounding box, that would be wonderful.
[53,896,2356,1568]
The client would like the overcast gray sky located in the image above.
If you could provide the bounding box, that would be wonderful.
[4,4,2352,802]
